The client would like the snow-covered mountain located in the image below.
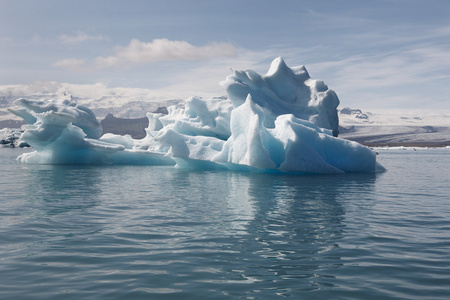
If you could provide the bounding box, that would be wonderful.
[338,107,450,126]
[338,107,450,146]
[0,82,184,121]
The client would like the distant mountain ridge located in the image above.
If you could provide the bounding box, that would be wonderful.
[337,107,450,146]
[0,82,184,121]
[100,113,149,139]
[1,82,449,146]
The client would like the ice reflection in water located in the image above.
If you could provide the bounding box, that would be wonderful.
[1,156,378,299]
[210,173,375,297]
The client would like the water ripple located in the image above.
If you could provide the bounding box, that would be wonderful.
[0,148,449,299]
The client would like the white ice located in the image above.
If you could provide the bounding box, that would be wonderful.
[10,57,384,174]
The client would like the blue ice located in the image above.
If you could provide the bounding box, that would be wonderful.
[9,57,384,174]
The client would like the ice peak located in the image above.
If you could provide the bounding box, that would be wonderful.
[265,57,309,81]
[266,57,291,77]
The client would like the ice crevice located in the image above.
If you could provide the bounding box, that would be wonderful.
[9,57,384,174]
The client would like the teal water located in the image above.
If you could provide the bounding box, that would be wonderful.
[0,147,449,299]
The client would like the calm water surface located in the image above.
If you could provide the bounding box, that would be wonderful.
[0,147,449,299]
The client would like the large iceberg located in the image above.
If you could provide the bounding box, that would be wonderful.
[10,57,384,174]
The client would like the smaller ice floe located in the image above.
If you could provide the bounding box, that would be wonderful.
[10,57,384,174]
[6,98,172,165]
[9,98,102,139]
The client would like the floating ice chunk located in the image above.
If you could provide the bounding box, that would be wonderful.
[16,109,119,164]
[9,98,102,139]
[12,97,168,164]
[13,57,383,173]
[15,105,174,165]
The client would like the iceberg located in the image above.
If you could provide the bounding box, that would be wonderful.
[10,57,384,174]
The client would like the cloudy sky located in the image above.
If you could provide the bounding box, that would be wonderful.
[1,0,449,111]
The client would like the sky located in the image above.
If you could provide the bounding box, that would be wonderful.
[1,0,450,111]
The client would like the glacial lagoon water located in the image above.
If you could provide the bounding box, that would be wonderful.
[0,147,449,299]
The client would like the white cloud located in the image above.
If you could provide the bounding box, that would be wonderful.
[307,44,450,109]
[146,49,283,98]
[50,25,450,111]
[58,31,109,44]
[53,38,238,71]
[109,38,237,64]
[311,45,450,87]
[428,25,450,39]
[52,58,87,72]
